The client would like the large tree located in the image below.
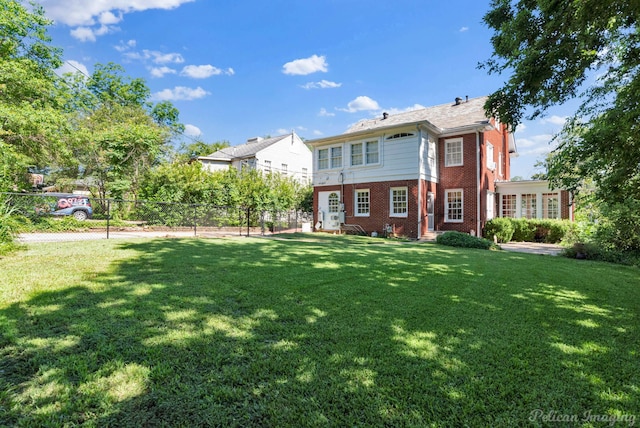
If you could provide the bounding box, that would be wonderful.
[481,0,640,204]
[0,0,70,190]
[61,63,183,200]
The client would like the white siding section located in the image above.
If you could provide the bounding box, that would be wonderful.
[313,130,419,186]
[255,134,312,181]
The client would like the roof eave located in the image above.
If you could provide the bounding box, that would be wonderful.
[307,120,443,146]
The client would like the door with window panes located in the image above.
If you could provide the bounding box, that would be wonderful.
[317,191,341,230]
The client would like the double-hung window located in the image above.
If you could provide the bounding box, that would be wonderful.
[317,149,329,170]
[365,140,379,164]
[330,146,342,169]
[350,140,379,166]
[355,189,370,216]
[445,189,463,222]
[445,138,463,167]
[351,143,363,166]
[390,187,408,217]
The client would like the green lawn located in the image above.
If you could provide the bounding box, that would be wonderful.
[1,234,638,427]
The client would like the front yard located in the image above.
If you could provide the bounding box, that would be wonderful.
[1,234,638,426]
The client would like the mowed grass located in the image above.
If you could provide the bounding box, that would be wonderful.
[1,234,639,427]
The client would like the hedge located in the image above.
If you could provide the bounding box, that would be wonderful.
[436,231,499,250]
[483,218,575,243]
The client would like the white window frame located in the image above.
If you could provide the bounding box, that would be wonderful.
[330,146,342,169]
[501,194,516,218]
[486,142,495,170]
[390,187,408,218]
[350,139,380,167]
[317,148,329,170]
[264,160,271,172]
[522,193,537,219]
[354,189,370,217]
[543,193,559,219]
[281,164,288,176]
[444,189,464,223]
[445,138,463,167]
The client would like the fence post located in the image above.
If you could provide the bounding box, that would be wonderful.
[106,199,110,239]
[246,207,250,237]
[193,204,197,237]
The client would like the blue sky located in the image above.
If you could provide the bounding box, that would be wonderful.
[37,0,575,179]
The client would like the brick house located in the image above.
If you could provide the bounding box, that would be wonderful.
[306,96,518,239]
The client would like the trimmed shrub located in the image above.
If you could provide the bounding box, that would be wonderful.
[483,218,514,243]
[511,218,536,242]
[437,231,499,250]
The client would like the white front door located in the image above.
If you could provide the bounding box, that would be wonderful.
[317,191,341,230]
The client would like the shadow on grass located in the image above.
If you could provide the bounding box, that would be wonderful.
[1,237,639,426]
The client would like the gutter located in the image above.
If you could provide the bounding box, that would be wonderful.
[476,130,481,237]
[417,125,423,240]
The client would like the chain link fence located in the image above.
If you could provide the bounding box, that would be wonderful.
[3,192,313,242]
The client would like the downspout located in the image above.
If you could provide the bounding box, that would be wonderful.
[417,125,422,239]
[476,130,481,237]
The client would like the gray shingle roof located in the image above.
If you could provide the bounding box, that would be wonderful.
[203,134,292,161]
[344,96,490,135]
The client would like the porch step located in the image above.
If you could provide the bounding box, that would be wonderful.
[420,231,443,241]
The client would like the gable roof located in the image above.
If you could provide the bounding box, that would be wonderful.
[344,96,491,135]
[199,133,295,162]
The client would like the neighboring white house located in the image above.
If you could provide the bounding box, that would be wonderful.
[197,132,312,182]
[495,180,574,220]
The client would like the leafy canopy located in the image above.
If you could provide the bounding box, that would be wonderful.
[481,0,640,205]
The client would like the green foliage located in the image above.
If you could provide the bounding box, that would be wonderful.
[510,218,536,242]
[436,231,499,250]
[481,0,640,256]
[485,217,574,244]
[483,217,514,243]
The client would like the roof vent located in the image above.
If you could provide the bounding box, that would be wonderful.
[247,136,263,144]
[382,112,389,120]
[455,97,463,105]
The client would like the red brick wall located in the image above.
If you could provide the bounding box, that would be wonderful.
[314,180,422,238]
[437,133,479,234]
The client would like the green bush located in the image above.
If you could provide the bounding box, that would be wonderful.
[437,231,499,250]
[483,218,514,243]
[562,242,640,266]
[511,218,536,242]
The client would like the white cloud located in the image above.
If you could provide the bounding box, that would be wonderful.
[318,108,335,117]
[150,66,177,78]
[459,26,469,32]
[516,134,554,148]
[282,54,328,75]
[39,0,195,26]
[152,86,210,101]
[124,49,184,64]
[313,130,323,136]
[540,115,567,126]
[99,10,122,25]
[70,27,98,42]
[183,124,202,137]
[57,60,90,77]
[338,96,381,113]
[115,39,136,52]
[180,65,234,78]
[301,80,341,89]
